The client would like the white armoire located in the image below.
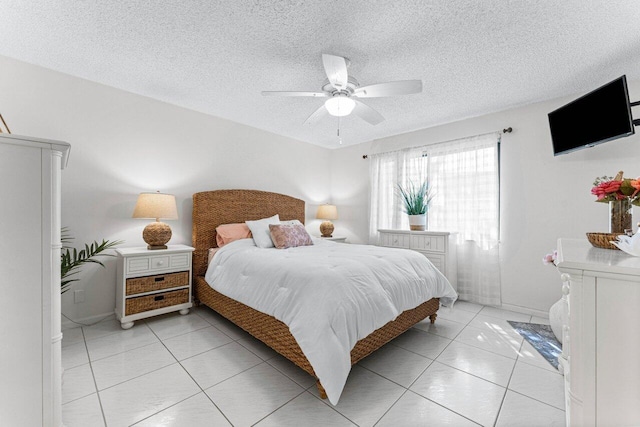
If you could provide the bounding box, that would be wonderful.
[0,134,70,426]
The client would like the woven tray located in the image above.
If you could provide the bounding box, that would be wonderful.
[586,232,622,250]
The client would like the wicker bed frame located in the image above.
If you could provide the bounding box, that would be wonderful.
[191,189,439,398]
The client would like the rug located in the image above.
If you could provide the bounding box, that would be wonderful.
[507,321,562,369]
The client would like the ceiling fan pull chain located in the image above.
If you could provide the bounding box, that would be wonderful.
[338,117,343,145]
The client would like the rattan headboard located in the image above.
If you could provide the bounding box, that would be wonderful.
[191,189,306,277]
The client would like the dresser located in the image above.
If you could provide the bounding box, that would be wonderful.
[556,238,640,426]
[115,245,194,329]
[0,134,70,427]
[377,229,457,291]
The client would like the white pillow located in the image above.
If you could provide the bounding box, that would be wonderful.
[281,219,303,226]
[245,214,280,248]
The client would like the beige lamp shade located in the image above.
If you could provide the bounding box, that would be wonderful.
[316,204,338,238]
[133,192,178,250]
[316,204,338,220]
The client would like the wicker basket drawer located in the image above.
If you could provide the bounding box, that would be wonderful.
[125,288,189,315]
[125,271,189,296]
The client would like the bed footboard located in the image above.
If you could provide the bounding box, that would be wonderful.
[193,275,439,397]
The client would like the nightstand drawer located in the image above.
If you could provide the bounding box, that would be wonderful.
[126,254,175,275]
[125,288,189,315]
[171,253,190,268]
[125,271,189,296]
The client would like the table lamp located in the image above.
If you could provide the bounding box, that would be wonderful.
[316,204,338,237]
[132,192,179,250]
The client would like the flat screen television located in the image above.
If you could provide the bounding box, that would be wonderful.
[549,75,635,156]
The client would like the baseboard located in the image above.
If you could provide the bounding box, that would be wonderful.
[61,311,115,329]
[499,303,549,319]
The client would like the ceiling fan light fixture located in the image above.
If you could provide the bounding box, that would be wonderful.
[324,96,355,117]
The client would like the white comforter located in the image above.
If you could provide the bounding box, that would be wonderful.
[204,238,457,404]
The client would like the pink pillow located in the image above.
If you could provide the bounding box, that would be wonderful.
[216,223,252,247]
[269,224,313,249]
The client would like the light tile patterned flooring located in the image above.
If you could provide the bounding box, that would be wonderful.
[62,302,566,426]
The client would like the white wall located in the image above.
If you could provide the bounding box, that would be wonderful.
[0,55,333,323]
[4,53,640,320]
[332,78,640,315]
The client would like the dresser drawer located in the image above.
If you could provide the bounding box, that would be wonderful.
[421,252,445,272]
[411,235,446,252]
[125,288,189,315]
[125,271,189,296]
[379,232,410,248]
[126,254,182,275]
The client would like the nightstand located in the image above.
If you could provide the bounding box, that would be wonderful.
[115,244,195,329]
[320,236,347,243]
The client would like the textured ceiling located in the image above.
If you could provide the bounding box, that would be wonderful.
[1,1,639,148]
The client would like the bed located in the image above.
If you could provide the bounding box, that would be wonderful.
[191,189,456,403]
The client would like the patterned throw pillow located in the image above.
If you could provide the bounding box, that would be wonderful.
[268,224,314,249]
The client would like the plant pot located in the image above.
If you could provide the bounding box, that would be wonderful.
[408,214,426,231]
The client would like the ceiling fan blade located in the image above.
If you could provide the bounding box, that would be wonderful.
[322,54,349,90]
[262,91,327,97]
[353,80,422,98]
[303,104,329,125]
[352,100,385,125]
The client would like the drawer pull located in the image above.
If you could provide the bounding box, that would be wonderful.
[154,277,165,282]
[157,261,164,266]
[154,295,165,301]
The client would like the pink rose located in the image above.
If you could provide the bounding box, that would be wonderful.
[591,180,622,201]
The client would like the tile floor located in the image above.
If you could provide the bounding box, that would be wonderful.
[62,302,566,426]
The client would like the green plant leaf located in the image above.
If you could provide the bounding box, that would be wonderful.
[397,180,433,215]
[60,229,123,294]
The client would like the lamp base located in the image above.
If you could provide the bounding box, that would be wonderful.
[142,221,172,249]
[320,221,334,238]
[146,244,168,250]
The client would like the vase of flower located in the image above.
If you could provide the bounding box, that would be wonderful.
[609,199,632,233]
[592,171,639,235]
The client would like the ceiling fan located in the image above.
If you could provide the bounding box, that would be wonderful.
[262,54,422,126]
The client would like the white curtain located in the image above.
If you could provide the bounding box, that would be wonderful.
[368,146,428,242]
[369,133,501,305]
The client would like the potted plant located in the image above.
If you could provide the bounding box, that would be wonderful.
[61,227,123,294]
[397,180,433,231]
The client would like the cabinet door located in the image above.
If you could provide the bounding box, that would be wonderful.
[568,274,596,426]
[596,277,640,425]
[0,143,44,425]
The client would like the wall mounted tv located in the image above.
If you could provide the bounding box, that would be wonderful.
[549,75,636,156]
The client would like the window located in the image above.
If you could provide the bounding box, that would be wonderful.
[369,132,501,304]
